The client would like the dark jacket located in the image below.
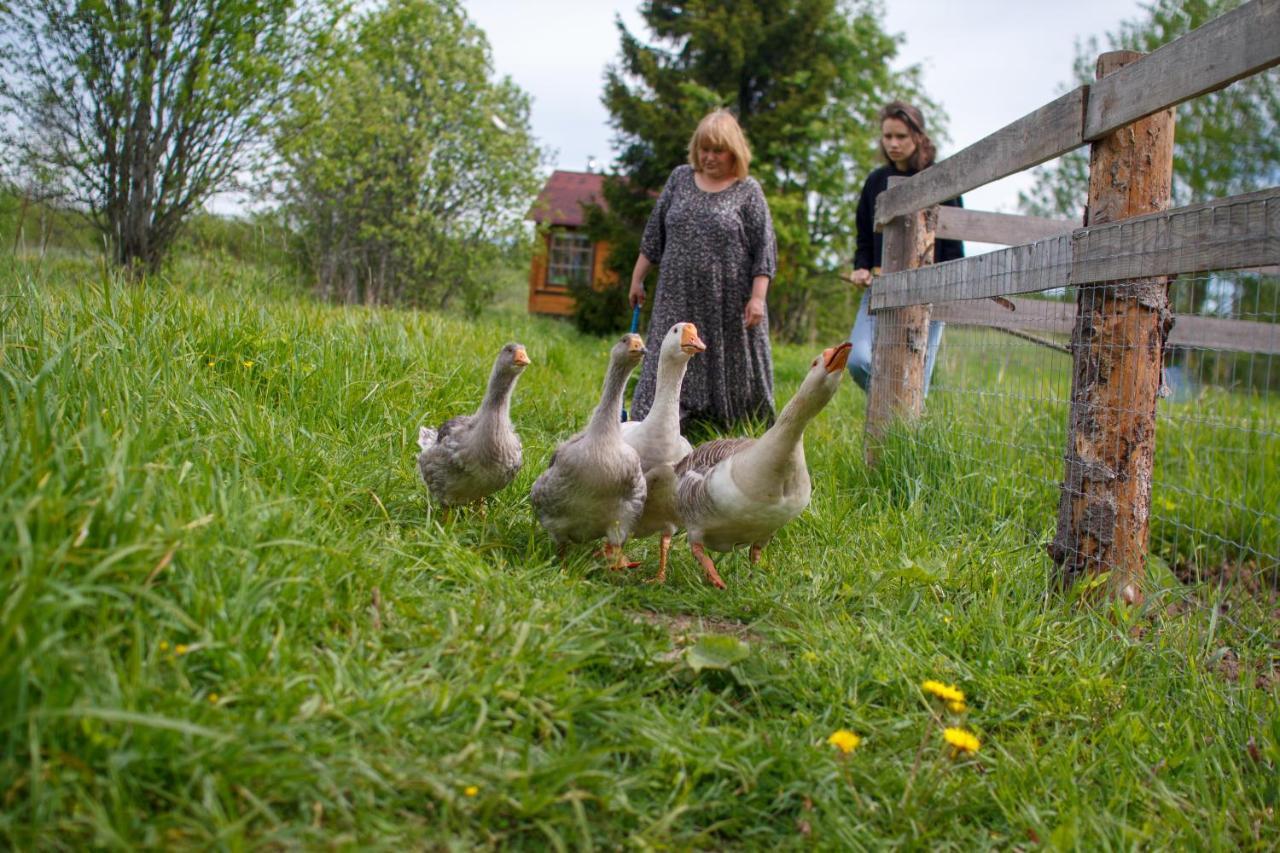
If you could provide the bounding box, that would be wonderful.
[853,164,964,271]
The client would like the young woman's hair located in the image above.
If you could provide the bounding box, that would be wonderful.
[687,109,752,180]
[879,101,936,172]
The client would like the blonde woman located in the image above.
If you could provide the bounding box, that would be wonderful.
[628,109,777,431]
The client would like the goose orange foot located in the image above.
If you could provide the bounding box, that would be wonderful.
[600,543,641,571]
[690,542,726,589]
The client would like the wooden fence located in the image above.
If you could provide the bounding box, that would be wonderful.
[862,0,1280,601]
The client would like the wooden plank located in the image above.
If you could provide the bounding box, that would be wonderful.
[874,87,1088,228]
[934,297,1280,355]
[933,296,1074,334]
[935,206,1077,245]
[1084,0,1280,140]
[870,233,1074,311]
[1168,314,1280,353]
[1071,186,1280,284]
[875,188,1280,310]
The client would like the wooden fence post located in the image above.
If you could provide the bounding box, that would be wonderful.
[864,203,937,465]
[1049,50,1176,602]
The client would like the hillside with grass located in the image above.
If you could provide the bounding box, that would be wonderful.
[1,255,1277,848]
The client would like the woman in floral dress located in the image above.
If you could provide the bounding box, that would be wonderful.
[627,109,777,431]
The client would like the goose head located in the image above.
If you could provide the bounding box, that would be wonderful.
[614,332,647,368]
[786,342,851,419]
[658,321,707,364]
[497,342,531,376]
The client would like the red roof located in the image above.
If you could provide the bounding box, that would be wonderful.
[527,170,608,227]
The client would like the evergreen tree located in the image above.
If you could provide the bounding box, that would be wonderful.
[588,0,933,342]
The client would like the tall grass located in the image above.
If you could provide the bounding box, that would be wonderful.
[1,257,1276,848]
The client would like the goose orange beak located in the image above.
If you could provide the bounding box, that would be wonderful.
[513,346,530,367]
[823,342,852,374]
[680,323,707,354]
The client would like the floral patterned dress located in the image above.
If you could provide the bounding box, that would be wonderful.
[631,165,778,429]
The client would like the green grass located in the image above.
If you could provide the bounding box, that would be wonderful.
[1,256,1277,849]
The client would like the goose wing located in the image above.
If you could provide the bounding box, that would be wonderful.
[675,437,756,477]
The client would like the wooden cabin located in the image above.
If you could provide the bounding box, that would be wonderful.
[526,170,617,316]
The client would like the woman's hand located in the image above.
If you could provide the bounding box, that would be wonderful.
[743,296,766,329]
[849,268,873,288]
[629,254,652,308]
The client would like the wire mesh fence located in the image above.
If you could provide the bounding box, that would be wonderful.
[868,266,1279,586]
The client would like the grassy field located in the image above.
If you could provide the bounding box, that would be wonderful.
[1,256,1277,849]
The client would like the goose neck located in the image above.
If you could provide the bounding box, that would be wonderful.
[586,357,632,438]
[648,352,688,428]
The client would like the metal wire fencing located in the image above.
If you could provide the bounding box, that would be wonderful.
[885,267,1279,584]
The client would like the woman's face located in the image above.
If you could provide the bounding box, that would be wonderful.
[881,117,916,169]
[699,144,734,179]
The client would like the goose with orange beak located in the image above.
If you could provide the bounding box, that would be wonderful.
[418,342,531,512]
[621,322,707,582]
[531,334,648,569]
[674,342,852,588]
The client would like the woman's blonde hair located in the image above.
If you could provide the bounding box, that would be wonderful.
[687,109,751,180]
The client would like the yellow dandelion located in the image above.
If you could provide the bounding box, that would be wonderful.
[802,651,819,663]
[174,644,190,656]
[208,693,219,704]
[947,699,967,714]
[827,729,861,754]
[207,360,215,367]
[159,641,169,652]
[943,727,981,755]
[922,680,965,703]
[242,360,254,369]
[463,785,479,797]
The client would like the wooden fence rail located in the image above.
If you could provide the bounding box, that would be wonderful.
[871,187,1280,311]
[932,296,1280,355]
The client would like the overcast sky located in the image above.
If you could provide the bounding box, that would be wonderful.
[465,0,1147,217]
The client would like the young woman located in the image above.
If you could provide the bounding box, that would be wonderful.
[628,109,777,430]
[847,101,964,395]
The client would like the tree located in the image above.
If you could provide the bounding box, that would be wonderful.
[273,0,541,311]
[0,0,305,273]
[1020,0,1280,220]
[590,0,934,342]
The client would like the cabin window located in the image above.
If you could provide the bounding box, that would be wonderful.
[545,230,593,290]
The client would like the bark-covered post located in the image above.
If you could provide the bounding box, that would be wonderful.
[1049,50,1175,603]
[864,200,937,465]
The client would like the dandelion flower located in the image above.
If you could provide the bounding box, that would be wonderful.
[174,644,190,656]
[207,360,215,367]
[947,699,967,714]
[922,680,965,703]
[242,360,254,369]
[802,651,819,663]
[208,693,219,704]
[943,727,980,755]
[827,730,861,754]
[159,641,169,652]
[464,785,479,797]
